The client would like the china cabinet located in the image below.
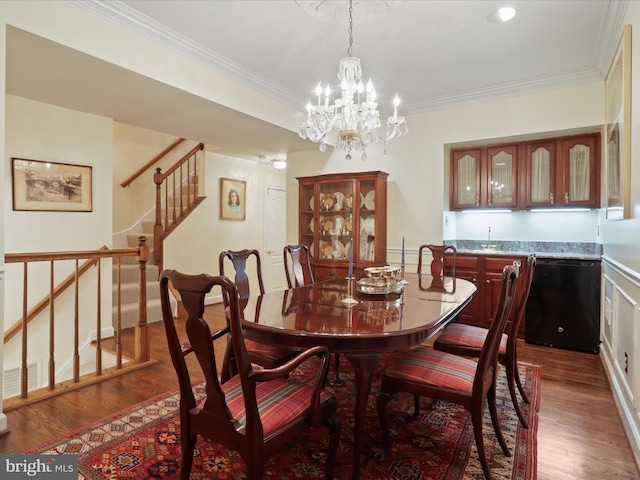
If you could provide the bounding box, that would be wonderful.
[298,171,388,281]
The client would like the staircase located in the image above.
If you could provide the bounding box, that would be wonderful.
[113,220,162,329]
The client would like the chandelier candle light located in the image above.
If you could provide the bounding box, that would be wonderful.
[299,0,408,160]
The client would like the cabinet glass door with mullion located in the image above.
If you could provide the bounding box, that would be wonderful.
[451,149,481,210]
[487,145,518,208]
[561,135,599,208]
[524,141,557,208]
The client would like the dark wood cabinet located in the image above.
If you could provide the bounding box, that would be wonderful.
[524,134,600,209]
[450,132,600,211]
[298,171,388,281]
[450,145,519,210]
[446,253,529,336]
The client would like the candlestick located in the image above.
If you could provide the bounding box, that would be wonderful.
[348,238,354,278]
[401,236,405,266]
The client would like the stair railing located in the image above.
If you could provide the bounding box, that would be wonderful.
[120,138,185,188]
[153,142,205,267]
[3,238,152,410]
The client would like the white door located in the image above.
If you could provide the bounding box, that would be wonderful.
[264,187,287,291]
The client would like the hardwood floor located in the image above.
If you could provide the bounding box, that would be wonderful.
[1,304,638,480]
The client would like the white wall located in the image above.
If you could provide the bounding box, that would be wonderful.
[598,2,640,468]
[163,151,286,303]
[3,95,114,386]
[0,20,7,433]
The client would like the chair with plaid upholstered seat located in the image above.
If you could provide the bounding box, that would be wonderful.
[376,263,520,480]
[159,270,341,480]
[433,254,536,427]
[220,249,297,376]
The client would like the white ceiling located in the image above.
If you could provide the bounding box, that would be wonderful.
[5,0,626,162]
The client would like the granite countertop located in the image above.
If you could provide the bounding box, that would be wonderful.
[450,240,602,261]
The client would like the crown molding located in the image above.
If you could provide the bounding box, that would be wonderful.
[72,0,626,117]
[72,0,302,109]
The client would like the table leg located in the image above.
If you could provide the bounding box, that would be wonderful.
[345,353,381,480]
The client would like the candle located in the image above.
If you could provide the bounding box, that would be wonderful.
[348,238,354,278]
[401,236,405,266]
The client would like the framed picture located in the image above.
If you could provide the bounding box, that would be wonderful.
[605,24,632,220]
[11,158,93,212]
[220,177,246,221]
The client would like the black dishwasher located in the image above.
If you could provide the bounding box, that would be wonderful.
[525,258,601,353]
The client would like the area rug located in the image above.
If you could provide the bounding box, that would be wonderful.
[28,350,540,479]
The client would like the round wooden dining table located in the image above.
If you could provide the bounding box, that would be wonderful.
[239,272,476,480]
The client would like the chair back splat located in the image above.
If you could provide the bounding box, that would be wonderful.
[417,244,456,279]
[219,248,297,376]
[160,270,341,480]
[283,244,314,288]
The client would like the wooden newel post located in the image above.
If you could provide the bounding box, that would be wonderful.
[153,168,164,266]
[135,236,150,362]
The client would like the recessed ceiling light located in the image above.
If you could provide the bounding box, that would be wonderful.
[488,6,517,23]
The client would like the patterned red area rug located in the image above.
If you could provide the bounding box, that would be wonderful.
[28,351,540,479]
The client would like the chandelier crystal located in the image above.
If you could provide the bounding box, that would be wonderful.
[299,0,408,160]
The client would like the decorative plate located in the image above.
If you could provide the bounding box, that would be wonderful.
[344,193,353,209]
[343,216,353,232]
[360,192,365,209]
[322,216,334,232]
[321,243,334,257]
[309,195,314,210]
[363,217,375,235]
[364,190,375,210]
[321,193,336,211]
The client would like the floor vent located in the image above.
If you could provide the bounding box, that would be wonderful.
[3,361,39,399]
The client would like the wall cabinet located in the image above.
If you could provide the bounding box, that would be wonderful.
[450,132,600,211]
[445,253,529,337]
[450,145,519,210]
[524,134,600,209]
[298,171,388,281]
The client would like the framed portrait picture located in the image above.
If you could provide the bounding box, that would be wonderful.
[11,158,93,212]
[605,24,632,220]
[220,178,246,221]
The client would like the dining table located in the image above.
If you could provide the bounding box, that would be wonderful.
[239,272,476,480]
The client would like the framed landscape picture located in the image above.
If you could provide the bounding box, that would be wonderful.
[605,24,632,220]
[11,158,93,212]
[220,177,246,221]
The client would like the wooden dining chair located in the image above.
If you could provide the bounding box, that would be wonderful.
[283,244,314,288]
[417,244,457,279]
[159,270,341,480]
[433,254,536,427]
[219,249,297,373]
[282,244,343,382]
[377,263,520,480]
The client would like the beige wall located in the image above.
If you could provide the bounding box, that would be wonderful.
[3,95,114,390]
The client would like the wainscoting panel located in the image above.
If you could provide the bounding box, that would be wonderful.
[601,256,640,467]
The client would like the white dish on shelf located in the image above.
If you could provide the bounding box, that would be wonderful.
[364,190,375,210]
[363,217,375,235]
[344,193,353,209]
[360,192,365,209]
[309,195,314,210]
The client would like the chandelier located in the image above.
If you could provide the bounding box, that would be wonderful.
[299,0,408,160]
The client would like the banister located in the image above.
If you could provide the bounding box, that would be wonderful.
[3,246,108,344]
[120,138,186,188]
[154,143,204,181]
